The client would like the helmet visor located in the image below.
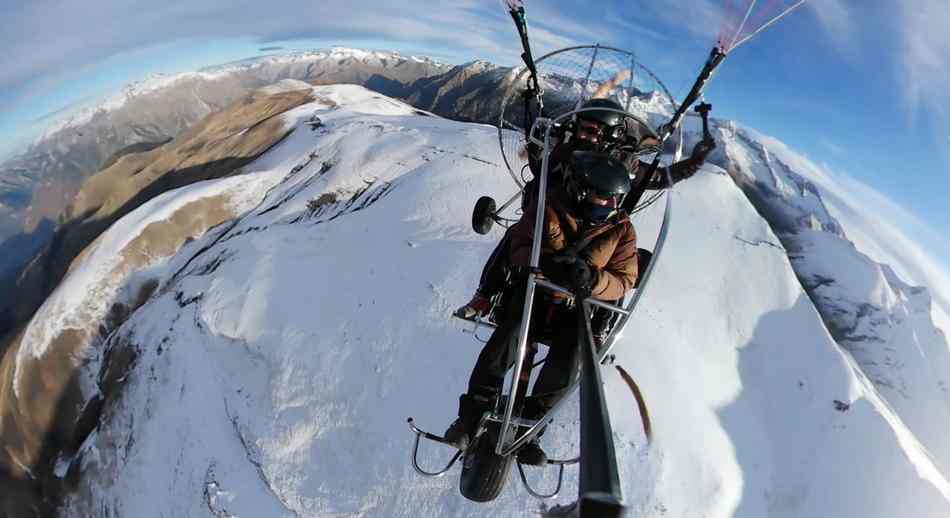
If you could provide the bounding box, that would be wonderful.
[586,191,621,208]
[575,119,606,146]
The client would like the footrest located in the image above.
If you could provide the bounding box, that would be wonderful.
[484,414,539,428]
[407,418,457,447]
[452,313,499,329]
[407,418,464,477]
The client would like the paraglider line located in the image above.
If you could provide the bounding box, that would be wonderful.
[729,0,760,50]
[730,1,806,51]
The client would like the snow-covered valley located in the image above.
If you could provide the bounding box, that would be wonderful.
[3,84,949,517]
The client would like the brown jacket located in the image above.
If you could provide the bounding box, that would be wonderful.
[509,191,638,301]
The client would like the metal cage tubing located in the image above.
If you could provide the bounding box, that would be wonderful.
[494,299,626,458]
[535,278,630,316]
[495,189,524,217]
[504,44,678,111]
[498,126,527,190]
[574,44,600,111]
[624,53,637,112]
[495,121,553,456]
[495,107,652,457]
[494,106,676,452]
[598,161,675,362]
[496,44,680,184]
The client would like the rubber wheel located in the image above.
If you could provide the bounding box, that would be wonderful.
[459,425,514,502]
[472,196,497,235]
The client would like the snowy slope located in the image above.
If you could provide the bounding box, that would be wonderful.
[739,130,950,334]
[28,85,947,517]
[718,124,950,482]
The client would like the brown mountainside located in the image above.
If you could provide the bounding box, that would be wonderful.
[0,87,314,517]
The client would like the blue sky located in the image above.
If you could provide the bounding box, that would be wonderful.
[1,0,948,278]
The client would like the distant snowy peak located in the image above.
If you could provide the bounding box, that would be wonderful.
[718,120,950,479]
[725,126,843,237]
[39,72,201,139]
[458,59,498,72]
[205,46,448,73]
[36,48,450,143]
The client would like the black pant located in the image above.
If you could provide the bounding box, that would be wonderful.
[465,288,581,418]
[476,228,512,299]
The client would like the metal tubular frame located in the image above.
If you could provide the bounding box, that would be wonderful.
[494,106,672,460]
[407,2,807,501]
[408,418,464,477]
[496,45,678,200]
[624,53,637,113]
[574,44,601,111]
[516,457,578,499]
[494,190,523,216]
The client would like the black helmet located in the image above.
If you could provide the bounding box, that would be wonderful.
[573,98,626,152]
[563,151,630,224]
[578,98,625,127]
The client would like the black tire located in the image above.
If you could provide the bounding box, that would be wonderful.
[459,425,514,502]
[472,196,497,235]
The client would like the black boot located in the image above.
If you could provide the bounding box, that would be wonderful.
[444,393,492,450]
[444,417,471,450]
[516,438,548,466]
[516,396,549,466]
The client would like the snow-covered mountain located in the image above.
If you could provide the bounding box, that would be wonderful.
[0,48,451,246]
[0,51,683,352]
[715,123,950,479]
[0,47,670,253]
[3,84,948,516]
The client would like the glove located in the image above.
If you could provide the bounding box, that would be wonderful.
[674,138,716,180]
[689,137,716,164]
[551,254,595,294]
[539,254,570,284]
[568,259,594,293]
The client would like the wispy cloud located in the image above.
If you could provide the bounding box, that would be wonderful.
[632,0,722,41]
[805,0,858,58]
[894,1,950,123]
[804,0,950,163]
[0,1,515,96]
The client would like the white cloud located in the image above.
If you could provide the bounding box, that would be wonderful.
[805,0,858,57]
[0,1,517,95]
[897,3,950,169]
[636,0,722,41]
[894,1,950,122]
[804,0,950,165]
